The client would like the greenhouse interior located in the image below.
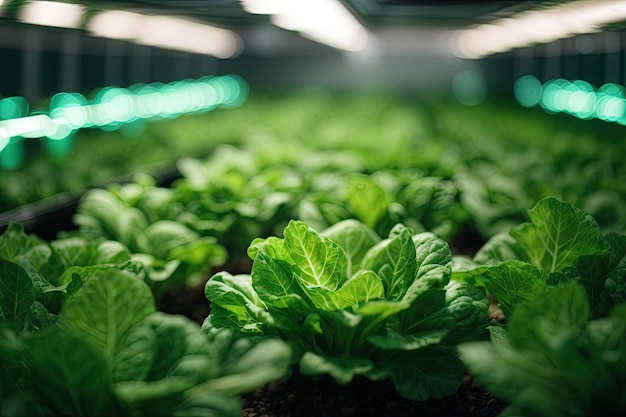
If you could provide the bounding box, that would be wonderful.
[1,1,625,417]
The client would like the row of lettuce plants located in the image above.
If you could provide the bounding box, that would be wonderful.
[2,91,625,236]
[67,129,625,298]
[2,192,624,415]
[0,223,291,417]
[1,90,625,416]
[202,196,626,415]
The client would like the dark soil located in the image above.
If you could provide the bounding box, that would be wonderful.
[159,277,508,417]
[240,371,506,417]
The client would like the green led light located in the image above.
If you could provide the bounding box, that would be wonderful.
[0,128,10,153]
[596,96,626,122]
[540,80,561,112]
[451,69,487,106]
[217,74,248,108]
[207,77,226,106]
[0,97,29,119]
[0,74,249,165]
[96,87,136,124]
[197,80,219,112]
[132,84,161,119]
[568,80,595,119]
[568,90,595,119]
[554,87,571,112]
[50,104,88,130]
[598,83,625,98]
[184,81,206,112]
[521,76,626,125]
[514,75,542,108]
[50,92,88,109]
[159,84,179,118]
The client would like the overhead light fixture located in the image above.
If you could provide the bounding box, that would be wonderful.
[87,10,243,58]
[454,0,626,58]
[18,1,85,29]
[240,0,368,52]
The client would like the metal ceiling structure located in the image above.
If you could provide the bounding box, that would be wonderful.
[0,1,623,101]
[1,1,623,54]
[61,0,556,29]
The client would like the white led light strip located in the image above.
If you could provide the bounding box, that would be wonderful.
[454,0,626,58]
[240,0,368,52]
[16,1,243,58]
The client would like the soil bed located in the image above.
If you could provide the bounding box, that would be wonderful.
[240,370,506,417]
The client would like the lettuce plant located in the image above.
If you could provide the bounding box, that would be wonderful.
[459,283,626,417]
[204,219,489,401]
[73,179,228,296]
[0,223,291,417]
[452,197,626,416]
[453,197,625,319]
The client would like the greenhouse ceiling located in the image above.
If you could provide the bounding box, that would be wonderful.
[1,0,624,57]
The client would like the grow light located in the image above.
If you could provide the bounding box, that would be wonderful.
[514,75,626,125]
[454,0,626,58]
[241,0,368,52]
[18,1,85,29]
[87,10,242,58]
[0,74,248,153]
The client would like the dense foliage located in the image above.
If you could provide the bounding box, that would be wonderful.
[71,175,228,297]
[1,89,625,416]
[3,91,625,241]
[0,223,291,417]
[456,197,626,416]
[204,219,490,401]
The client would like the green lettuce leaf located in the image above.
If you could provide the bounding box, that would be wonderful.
[59,269,156,363]
[206,219,489,401]
[0,259,38,328]
[459,282,626,417]
[284,220,347,291]
[510,197,610,273]
[346,174,390,229]
[360,223,417,301]
[25,327,123,417]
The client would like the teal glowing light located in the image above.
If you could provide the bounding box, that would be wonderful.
[514,75,542,108]
[219,74,249,108]
[451,69,487,106]
[0,128,10,153]
[568,80,595,119]
[0,97,29,119]
[95,87,136,124]
[132,84,162,119]
[517,76,626,125]
[50,92,90,131]
[0,74,249,168]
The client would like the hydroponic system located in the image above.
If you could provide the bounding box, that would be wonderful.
[0,1,625,417]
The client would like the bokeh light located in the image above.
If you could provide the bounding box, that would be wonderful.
[0,97,29,120]
[516,76,626,126]
[451,69,487,106]
[0,74,249,162]
[514,75,542,108]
